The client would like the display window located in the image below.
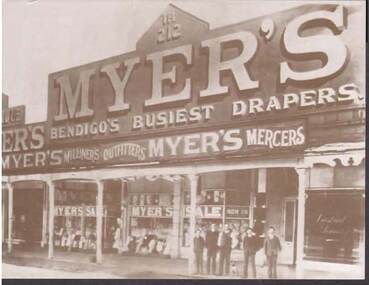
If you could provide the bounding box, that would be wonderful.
[181,188,250,249]
[304,190,365,264]
[126,193,173,256]
[54,185,121,253]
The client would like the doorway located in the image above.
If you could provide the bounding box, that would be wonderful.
[13,187,44,245]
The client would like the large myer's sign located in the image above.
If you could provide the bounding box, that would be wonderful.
[47,4,364,144]
[2,4,365,174]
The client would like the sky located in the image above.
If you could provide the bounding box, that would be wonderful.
[2,0,364,123]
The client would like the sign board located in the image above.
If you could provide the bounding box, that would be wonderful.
[2,105,25,127]
[2,120,305,172]
[130,205,249,219]
[54,205,107,217]
[46,4,364,145]
[2,4,365,175]
[2,94,9,110]
[224,206,250,218]
[130,206,173,218]
[183,205,250,219]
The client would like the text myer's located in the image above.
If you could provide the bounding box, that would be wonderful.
[53,7,349,121]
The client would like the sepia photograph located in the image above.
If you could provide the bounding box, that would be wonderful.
[1,0,366,280]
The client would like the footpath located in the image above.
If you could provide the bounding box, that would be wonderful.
[2,247,362,279]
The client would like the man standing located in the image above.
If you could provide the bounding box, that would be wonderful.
[243,227,258,278]
[193,229,205,274]
[205,224,219,275]
[264,226,282,279]
[218,224,232,276]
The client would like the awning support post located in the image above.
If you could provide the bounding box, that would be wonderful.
[295,167,307,277]
[171,179,182,258]
[7,182,14,255]
[96,180,104,264]
[47,180,55,259]
[187,174,198,275]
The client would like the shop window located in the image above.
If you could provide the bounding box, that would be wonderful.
[127,192,174,256]
[304,190,364,264]
[53,183,121,253]
[181,171,254,249]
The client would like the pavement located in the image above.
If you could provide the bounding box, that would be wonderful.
[1,246,365,279]
[2,264,120,279]
[2,247,193,279]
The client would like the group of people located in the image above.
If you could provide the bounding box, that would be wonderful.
[193,224,282,278]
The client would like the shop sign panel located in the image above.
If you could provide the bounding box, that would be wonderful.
[131,205,227,218]
[130,206,173,218]
[2,94,9,110]
[225,206,249,218]
[183,205,223,219]
[54,205,107,217]
[130,205,239,219]
[183,205,250,219]
[2,120,305,172]
[45,4,364,145]
[2,105,25,128]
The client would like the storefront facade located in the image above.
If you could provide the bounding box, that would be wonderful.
[2,3,365,276]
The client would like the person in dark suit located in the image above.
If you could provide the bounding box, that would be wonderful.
[264,226,282,279]
[243,227,258,278]
[218,224,232,276]
[193,229,205,274]
[205,224,219,275]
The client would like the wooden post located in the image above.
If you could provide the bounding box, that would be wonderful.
[295,167,307,275]
[41,185,48,248]
[171,179,182,258]
[96,180,104,263]
[47,180,55,259]
[81,203,86,237]
[2,184,6,244]
[120,179,128,252]
[187,174,198,274]
[7,182,13,255]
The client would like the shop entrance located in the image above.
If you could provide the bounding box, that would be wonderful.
[53,180,122,254]
[265,168,298,265]
[13,186,45,246]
